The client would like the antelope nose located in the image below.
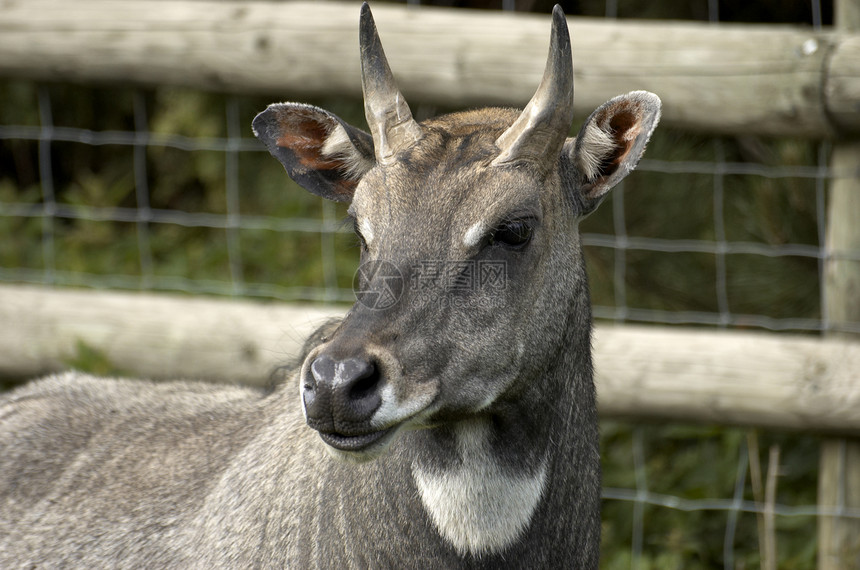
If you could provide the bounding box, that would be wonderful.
[304,354,382,430]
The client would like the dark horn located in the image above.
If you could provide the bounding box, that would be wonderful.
[359,3,422,164]
[492,5,574,168]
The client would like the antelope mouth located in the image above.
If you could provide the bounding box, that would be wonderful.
[318,427,394,452]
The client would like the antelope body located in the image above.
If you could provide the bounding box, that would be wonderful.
[0,5,659,567]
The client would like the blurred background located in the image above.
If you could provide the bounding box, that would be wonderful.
[1,0,859,568]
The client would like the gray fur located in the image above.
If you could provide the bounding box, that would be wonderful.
[0,4,660,568]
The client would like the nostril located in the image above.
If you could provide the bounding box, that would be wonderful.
[348,362,380,401]
[302,375,317,413]
[339,358,383,421]
[303,355,332,418]
[303,377,316,393]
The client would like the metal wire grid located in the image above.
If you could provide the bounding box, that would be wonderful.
[605,429,860,568]
[0,111,847,292]
[0,91,348,302]
[589,146,852,333]
[0,0,857,567]
[2,106,856,332]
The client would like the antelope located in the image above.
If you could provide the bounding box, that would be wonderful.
[0,4,660,567]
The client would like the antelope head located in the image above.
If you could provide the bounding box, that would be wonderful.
[253,4,660,461]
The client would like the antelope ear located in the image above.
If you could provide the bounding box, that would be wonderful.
[564,91,661,213]
[253,103,375,202]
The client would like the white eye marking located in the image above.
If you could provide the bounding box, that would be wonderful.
[463,222,485,248]
[360,217,374,246]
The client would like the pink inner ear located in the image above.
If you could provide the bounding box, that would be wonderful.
[276,115,342,172]
[609,109,643,143]
[272,111,359,200]
[581,104,647,200]
[596,107,643,179]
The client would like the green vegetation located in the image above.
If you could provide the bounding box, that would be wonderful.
[0,82,363,296]
[601,424,819,568]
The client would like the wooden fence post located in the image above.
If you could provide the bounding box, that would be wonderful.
[818,3,860,567]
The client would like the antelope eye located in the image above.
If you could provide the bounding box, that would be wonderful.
[490,219,533,249]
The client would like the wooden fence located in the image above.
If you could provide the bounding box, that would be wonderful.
[1,0,859,566]
[2,284,859,434]
[0,0,859,138]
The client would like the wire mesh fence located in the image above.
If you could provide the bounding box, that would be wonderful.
[0,89,349,302]
[2,87,854,331]
[1,0,858,567]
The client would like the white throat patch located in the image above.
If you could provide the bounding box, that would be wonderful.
[412,420,547,556]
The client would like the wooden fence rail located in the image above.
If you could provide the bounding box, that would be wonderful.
[2,285,859,436]
[1,0,859,138]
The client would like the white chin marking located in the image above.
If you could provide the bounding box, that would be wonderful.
[475,391,497,412]
[370,385,433,429]
[412,421,547,556]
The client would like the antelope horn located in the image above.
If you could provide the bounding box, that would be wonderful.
[492,5,574,168]
[359,3,423,165]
